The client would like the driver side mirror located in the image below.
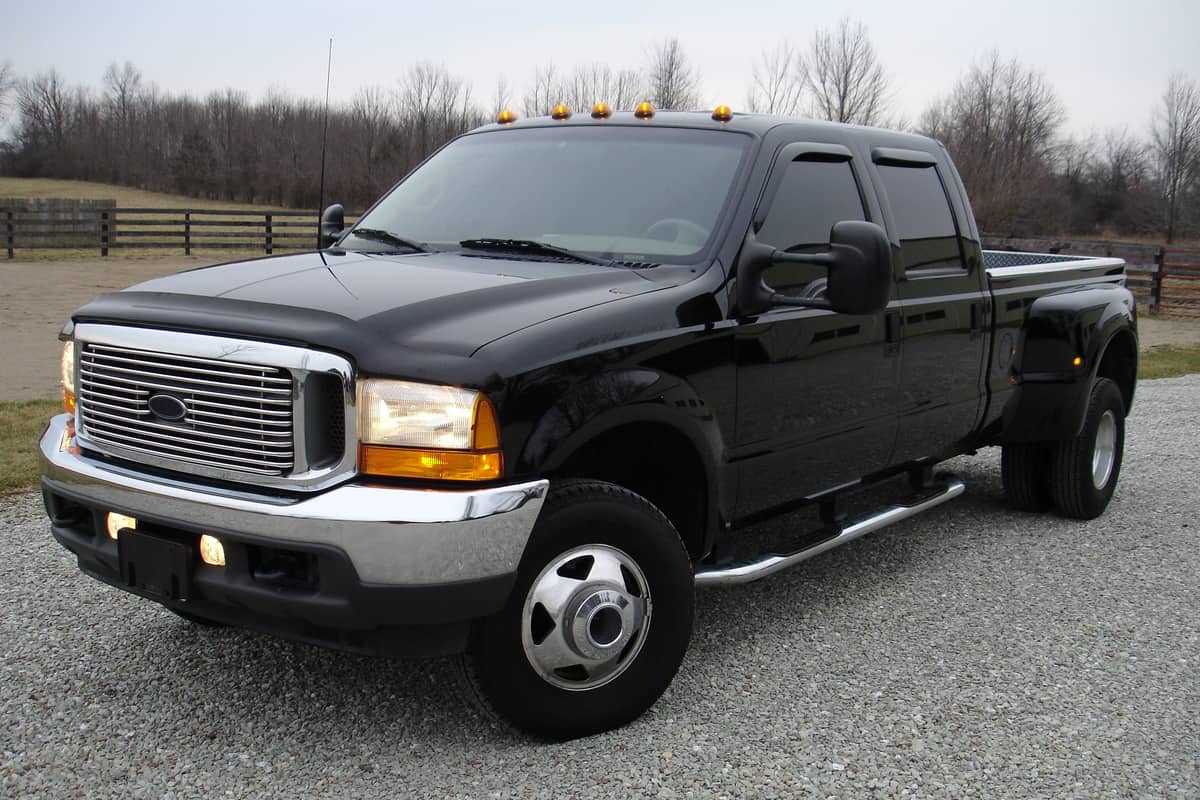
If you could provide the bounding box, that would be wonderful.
[318,203,345,249]
[736,220,893,317]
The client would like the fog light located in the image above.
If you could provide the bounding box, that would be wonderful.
[199,535,226,567]
[106,513,137,540]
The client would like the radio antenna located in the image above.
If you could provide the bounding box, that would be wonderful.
[316,37,333,247]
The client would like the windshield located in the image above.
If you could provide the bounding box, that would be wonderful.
[348,126,750,264]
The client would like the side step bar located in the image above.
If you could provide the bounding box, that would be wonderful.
[694,476,966,586]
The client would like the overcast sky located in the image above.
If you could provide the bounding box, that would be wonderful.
[3,0,1197,138]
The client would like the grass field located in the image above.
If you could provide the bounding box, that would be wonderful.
[0,400,59,493]
[2,346,1197,492]
[0,177,289,211]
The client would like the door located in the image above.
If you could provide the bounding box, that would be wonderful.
[870,150,989,463]
[733,147,900,516]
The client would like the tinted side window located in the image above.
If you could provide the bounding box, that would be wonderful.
[876,164,962,272]
[757,159,866,292]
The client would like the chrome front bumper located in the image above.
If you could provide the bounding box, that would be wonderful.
[40,414,548,586]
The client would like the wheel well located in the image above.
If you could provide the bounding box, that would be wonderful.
[1096,330,1137,414]
[553,423,708,559]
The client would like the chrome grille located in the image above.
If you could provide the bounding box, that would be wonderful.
[77,342,295,476]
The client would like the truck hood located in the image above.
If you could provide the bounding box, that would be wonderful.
[72,250,669,385]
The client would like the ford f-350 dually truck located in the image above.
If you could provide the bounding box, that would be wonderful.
[41,104,1137,739]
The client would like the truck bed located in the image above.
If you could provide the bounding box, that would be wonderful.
[983,250,1126,277]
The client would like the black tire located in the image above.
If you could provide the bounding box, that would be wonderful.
[458,479,694,740]
[170,608,226,627]
[1050,377,1126,520]
[1001,442,1053,512]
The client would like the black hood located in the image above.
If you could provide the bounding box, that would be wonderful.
[72,250,669,387]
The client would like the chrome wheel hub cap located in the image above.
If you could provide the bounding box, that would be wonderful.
[1092,410,1117,489]
[521,545,651,691]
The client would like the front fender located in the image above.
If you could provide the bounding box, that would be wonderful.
[520,367,725,475]
[1002,284,1136,442]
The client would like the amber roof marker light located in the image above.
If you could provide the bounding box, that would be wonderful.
[712,104,733,123]
[634,101,655,119]
[495,109,517,125]
[551,103,572,120]
[591,102,612,120]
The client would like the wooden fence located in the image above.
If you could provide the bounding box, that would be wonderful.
[2,207,359,258]
[1159,248,1200,318]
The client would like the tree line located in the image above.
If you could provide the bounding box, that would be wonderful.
[1,23,1197,241]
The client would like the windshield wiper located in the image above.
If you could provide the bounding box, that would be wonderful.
[346,228,429,253]
[459,238,611,266]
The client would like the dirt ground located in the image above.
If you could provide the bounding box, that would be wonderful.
[3,256,1200,402]
[1,256,227,401]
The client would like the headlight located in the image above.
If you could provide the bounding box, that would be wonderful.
[60,339,77,414]
[358,379,502,481]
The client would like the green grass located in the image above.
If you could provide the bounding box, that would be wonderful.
[0,346,1197,493]
[0,400,60,493]
[1139,344,1200,380]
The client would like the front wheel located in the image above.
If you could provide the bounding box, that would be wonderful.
[458,480,694,740]
[1050,377,1126,520]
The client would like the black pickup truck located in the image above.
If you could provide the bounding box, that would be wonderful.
[41,105,1137,739]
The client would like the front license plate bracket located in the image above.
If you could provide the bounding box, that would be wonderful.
[118,530,191,602]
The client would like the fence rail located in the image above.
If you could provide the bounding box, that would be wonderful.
[3,207,359,258]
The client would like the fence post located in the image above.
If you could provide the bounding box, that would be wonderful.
[184,212,191,255]
[5,210,12,259]
[265,213,273,255]
[100,211,109,257]
[1153,247,1166,312]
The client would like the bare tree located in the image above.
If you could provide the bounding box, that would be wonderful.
[920,52,1065,231]
[745,43,803,115]
[563,63,644,112]
[492,77,511,114]
[1151,73,1200,242]
[645,38,701,110]
[395,62,481,167]
[102,61,144,181]
[521,63,560,116]
[802,18,889,125]
[0,61,16,123]
[17,69,72,151]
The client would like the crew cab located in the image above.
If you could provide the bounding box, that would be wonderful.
[40,105,1137,739]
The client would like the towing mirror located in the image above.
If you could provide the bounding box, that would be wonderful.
[736,220,892,316]
[319,203,345,249]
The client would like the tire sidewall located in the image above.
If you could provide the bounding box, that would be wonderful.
[1069,378,1126,517]
[468,484,694,739]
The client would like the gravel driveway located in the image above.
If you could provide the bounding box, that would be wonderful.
[3,377,1197,799]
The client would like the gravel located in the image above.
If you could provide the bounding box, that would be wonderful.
[3,376,1197,799]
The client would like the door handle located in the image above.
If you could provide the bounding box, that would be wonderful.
[885,311,901,356]
[970,301,988,338]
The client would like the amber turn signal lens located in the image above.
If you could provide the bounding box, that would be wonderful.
[551,103,571,120]
[591,102,612,119]
[1073,356,1083,367]
[360,445,503,481]
[496,109,517,125]
[712,104,733,122]
[634,101,655,119]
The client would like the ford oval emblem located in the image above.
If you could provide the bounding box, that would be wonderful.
[148,394,188,421]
